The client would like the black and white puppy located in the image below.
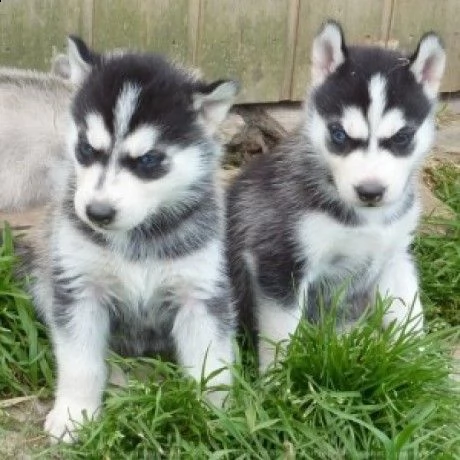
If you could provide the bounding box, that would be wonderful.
[227,21,446,371]
[30,37,238,442]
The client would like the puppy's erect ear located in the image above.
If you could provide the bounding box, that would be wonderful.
[67,36,99,86]
[311,20,347,87]
[193,80,239,134]
[410,33,446,99]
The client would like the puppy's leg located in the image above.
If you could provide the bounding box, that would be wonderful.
[45,299,109,443]
[257,297,302,373]
[377,250,424,333]
[172,296,234,407]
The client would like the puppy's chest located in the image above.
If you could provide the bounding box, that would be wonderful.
[92,257,190,315]
[297,213,410,284]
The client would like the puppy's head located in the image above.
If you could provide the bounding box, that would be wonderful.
[307,21,446,209]
[65,37,238,233]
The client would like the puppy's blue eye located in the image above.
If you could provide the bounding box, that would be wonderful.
[76,141,96,165]
[391,129,414,147]
[329,124,348,145]
[136,150,165,169]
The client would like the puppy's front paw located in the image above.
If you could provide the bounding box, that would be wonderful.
[44,399,99,444]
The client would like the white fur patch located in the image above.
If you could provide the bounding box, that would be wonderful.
[114,83,141,139]
[85,113,111,151]
[172,297,232,404]
[378,250,424,333]
[257,297,302,372]
[367,74,387,133]
[45,301,109,442]
[297,209,418,288]
[121,125,158,158]
[376,108,406,139]
[342,106,368,139]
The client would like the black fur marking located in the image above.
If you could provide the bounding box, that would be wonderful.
[379,126,416,157]
[327,135,368,156]
[52,265,83,329]
[314,46,431,125]
[72,53,206,145]
[204,281,236,336]
[68,35,102,66]
[120,151,169,181]
[255,238,304,304]
[305,281,371,325]
[76,133,109,166]
[108,295,179,358]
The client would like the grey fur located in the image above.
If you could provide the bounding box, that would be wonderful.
[0,67,72,211]
[227,22,444,366]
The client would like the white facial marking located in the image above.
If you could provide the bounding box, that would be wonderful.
[376,108,406,139]
[341,106,368,139]
[74,162,107,222]
[85,113,111,151]
[309,69,436,209]
[114,83,141,139]
[121,125,158,158]
[367,74,387,134]
[74,142,205,231]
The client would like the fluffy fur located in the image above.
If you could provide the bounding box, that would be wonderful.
[0,67,72,210]
[29,37,238,442]
[227,21,446,371]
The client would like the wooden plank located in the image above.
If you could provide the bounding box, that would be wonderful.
[280,0,301,100]
[0,0,93,71]
[196,0,291,103]
[291,0,388,100]
[92,0,190,62]
[389,0,460,92]
[187,0,201,65]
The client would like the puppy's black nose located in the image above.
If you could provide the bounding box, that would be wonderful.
[86,202,116,225]
[354,182,386,204]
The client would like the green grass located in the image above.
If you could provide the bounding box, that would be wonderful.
[415,164,460,326]
[0,163,458,458]
[49,305,459,459]
[0,225,53,397]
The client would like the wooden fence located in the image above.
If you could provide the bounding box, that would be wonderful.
[0,0,458,103]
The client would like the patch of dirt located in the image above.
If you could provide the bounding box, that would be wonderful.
[0,397,50,458]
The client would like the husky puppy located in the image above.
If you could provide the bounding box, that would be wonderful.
[30,36,238,442]
[0,67,72,211]
[227,21,446,371]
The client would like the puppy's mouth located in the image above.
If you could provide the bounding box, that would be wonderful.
[360,201,384,208]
